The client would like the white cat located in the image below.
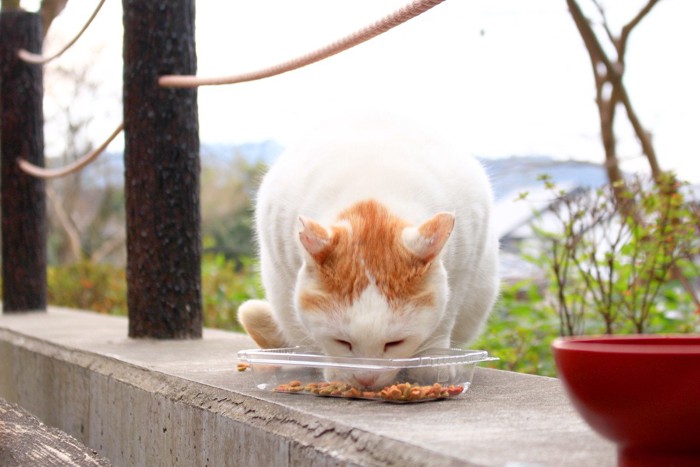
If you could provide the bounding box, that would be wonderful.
[238,114,499,388]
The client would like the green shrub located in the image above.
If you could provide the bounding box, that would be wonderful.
[39,254,263,333]
[526,173,700,336]
[47,261,128,315]
[201,254,263,331]
[475,172,700,377]
[473,280,560,376]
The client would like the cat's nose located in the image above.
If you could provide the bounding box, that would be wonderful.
[354,375,377,388]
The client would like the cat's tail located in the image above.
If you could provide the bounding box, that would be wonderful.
[237,299,287,349]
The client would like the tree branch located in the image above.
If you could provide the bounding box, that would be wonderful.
[90,231,126,264]
[591,0,617,51]
[567,0,663,181]
[619,0,661,58]
[47,185,83,261]
[567,0,615,81]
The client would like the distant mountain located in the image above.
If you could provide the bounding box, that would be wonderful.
[485,155,609,245]
[75,142,610,202]
[200,140,284,167]
[197,144,610,202]
[480,155,608,202]
[73,140,285,188]
[200,144,611,198]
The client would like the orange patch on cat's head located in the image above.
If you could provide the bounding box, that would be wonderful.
[298,200,445,313]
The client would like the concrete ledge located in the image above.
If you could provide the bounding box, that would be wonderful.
[0,308,616,466]
[0,396,111,466]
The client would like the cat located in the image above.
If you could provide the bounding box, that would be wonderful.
[238,113,499,388]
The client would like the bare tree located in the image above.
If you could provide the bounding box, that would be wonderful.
[43,58,125,265]
[566,0,699,308]
[566,0,663,192]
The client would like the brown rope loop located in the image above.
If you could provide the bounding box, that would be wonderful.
[159,0,446,88]
[18,122,124,179]
[18,0,107,65]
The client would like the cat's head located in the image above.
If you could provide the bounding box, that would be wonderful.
[293,200,454,389]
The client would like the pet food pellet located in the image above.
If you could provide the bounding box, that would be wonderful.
[272,380,464,402]
[342,387,362,398]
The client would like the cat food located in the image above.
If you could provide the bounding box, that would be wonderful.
[237,346,496,404]
[274,380,465,402]
[236,362,250,372]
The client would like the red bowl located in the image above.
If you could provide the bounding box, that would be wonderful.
[552,335,700,467]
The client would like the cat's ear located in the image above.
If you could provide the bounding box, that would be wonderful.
[298,216,334,264]
[401,212,455,263]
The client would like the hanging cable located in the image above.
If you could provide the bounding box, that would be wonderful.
[18,0,107,65]
[18,121,123,179]
[159,0,446,88]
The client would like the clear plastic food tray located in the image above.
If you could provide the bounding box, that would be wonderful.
[237,346,496,403]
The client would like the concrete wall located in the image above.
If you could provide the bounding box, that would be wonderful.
[0,307,616,466]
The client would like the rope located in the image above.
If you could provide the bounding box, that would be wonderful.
[18,121,124,179]
[159,0,446,88]
[18,0,107,65]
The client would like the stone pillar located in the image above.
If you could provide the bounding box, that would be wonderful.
[122,0,202,338]
[0,10,47,313]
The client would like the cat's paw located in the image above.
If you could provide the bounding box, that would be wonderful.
[238,299,287,349]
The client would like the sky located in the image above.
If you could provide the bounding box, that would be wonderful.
[31,0,700,183]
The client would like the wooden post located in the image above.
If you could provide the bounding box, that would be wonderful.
[0,10,47,313]
[122,0,202,338]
